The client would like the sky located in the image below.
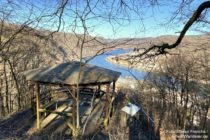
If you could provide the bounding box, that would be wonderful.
[88,0,208,38]
[1,0,209,39]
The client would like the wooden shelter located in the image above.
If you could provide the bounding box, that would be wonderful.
[22,61,121,134]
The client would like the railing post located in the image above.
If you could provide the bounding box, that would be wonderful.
[36,82,41,129]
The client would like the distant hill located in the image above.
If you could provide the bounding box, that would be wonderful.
[1,23,210,67]
[106,34,210,72]
[0,23,109,67]
[118,35,210,52]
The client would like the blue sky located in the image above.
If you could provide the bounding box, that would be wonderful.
[1,0,208,38]
[88,0,207,38]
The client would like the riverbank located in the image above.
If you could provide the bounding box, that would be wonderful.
[116,77,142,89]
[106,51,161,72]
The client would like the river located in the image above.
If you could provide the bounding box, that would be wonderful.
[87,48,147,79]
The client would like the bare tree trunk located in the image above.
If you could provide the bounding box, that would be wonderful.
[182,92,189,128]
[0,79,5,117]
[202,105,209,129]
[3,60,9,113]
[9,74,12,112]
[7,59,21,110]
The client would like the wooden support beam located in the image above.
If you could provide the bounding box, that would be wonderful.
[71,86,77,134]
[112,81,115,93]
[112,81,116,114]
[98,85,101,91]
[41,104,69,128]
[36,83,41,129]
[104,83,111,127]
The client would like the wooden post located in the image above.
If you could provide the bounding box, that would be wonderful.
[98,85,101,91]
[71,86,77,135]
[112,81,115,93]
[36,83,41,129]
[104,83,110,127]
[112,81,116,114]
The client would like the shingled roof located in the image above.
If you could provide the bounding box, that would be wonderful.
[22,61,121,85]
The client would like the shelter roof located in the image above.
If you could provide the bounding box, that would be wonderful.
[22,61,121,85]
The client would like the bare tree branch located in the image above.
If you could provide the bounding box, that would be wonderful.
[134,1,210,58]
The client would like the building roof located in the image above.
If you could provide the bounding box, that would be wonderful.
[22,61,121,85]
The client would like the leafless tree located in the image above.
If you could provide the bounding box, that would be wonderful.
[1,0,210,139]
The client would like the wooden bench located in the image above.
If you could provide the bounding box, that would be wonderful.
[80,88,105,98]
[30,87,72,115]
